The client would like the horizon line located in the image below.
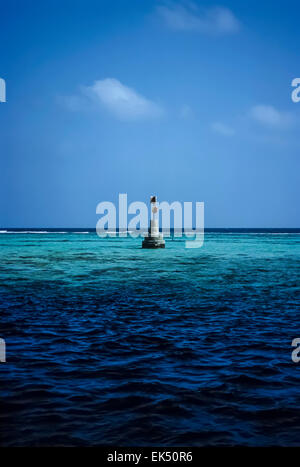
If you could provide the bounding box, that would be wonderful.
[1,227,300,231]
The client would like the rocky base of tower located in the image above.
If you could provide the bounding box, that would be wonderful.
[142,235,165,249]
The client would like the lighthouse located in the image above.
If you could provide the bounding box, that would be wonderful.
[142,196,165,249]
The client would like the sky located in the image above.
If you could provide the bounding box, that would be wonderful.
[0,0,300,228]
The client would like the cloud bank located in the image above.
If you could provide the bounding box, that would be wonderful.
[211,122,235,136]
[250,105,293,129]
[84,78,164,121]
[157,2,240,35]
[180,104,193,119]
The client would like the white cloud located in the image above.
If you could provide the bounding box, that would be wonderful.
[179,104,193,119]
[250,105,293,129]
[59,94,88,112]
[211,122,235,136]
[157,2,240,34]
[83,78,164,121]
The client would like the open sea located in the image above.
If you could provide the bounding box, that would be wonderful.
[0,229,300,446]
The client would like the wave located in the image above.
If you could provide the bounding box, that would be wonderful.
[206,232,300,235]
[0,231,94,235]
[0,231,68,234]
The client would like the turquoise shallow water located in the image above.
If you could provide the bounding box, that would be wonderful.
[0,231,300,446]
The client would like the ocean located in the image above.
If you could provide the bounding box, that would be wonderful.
[0,229,299,446]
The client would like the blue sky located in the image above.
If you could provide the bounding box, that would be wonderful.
[0,0,299,227]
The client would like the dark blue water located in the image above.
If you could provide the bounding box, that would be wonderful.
[0,230,300,446]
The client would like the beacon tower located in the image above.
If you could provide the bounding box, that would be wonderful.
[142,196,165,249]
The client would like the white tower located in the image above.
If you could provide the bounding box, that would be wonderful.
[150,196,159,237]
[142,196,165,249]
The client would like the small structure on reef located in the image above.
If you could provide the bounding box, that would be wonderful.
[142,196,165,249]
